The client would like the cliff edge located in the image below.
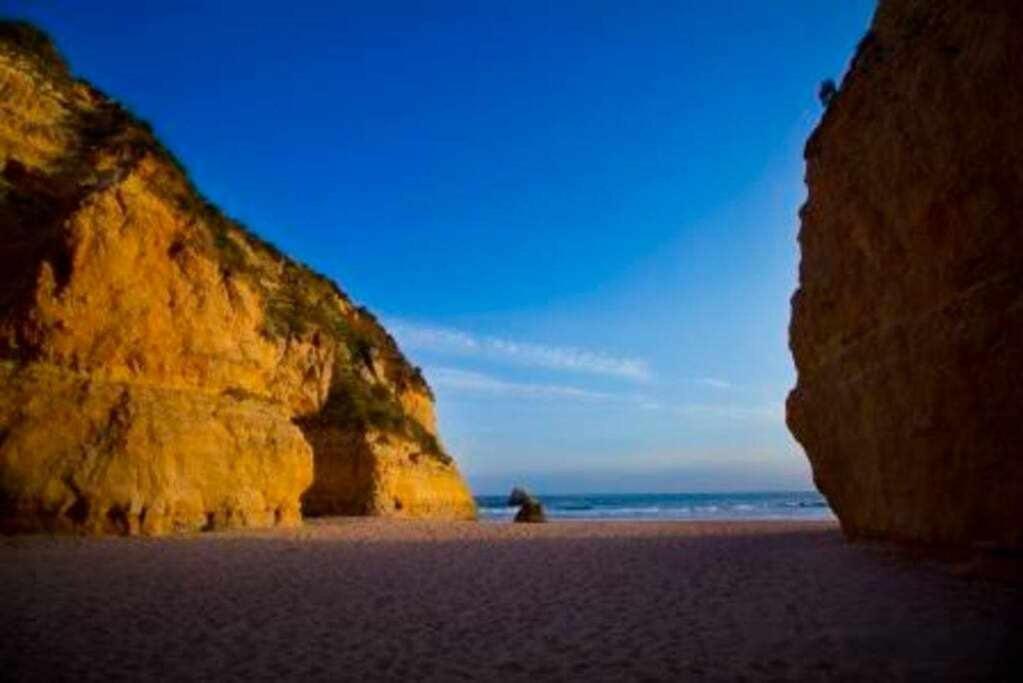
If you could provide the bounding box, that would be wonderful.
[788,0,1023,548]
[0,23,475,534]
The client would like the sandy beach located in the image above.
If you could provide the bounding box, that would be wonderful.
[2,519,1020,681]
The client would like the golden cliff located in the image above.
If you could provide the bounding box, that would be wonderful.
[0,23,475,534]
[788,0,1023,548]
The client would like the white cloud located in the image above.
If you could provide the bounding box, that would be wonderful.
[389,320,651,382]
[429,368,613,400]
[668,402,784,423]
[393,325,480,353]
[695,377,733,390]
[620,397,782,422]
[426,366,782,423]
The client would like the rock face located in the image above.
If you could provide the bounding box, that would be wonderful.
[507,487,546,523]
[787,0,1023,549]
[507,486,532,507]
[0,23,475,534]
[513,499,546,524]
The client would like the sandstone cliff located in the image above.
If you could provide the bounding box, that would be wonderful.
[0,23,475,534]
[788,0,1023,548]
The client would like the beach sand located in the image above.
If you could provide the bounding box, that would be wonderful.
[2,519,1020,681]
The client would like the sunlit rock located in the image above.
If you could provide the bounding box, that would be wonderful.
[0,22,475,534]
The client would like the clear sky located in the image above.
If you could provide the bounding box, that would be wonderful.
[7,1,876,494]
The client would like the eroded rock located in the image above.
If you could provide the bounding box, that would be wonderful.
[514,499,547,524]
[0,23,475,534]
[507,486,532,507]
[787,0,1023,549]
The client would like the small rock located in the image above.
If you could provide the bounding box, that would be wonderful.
[514,499,546,524]
[507,486,532,507]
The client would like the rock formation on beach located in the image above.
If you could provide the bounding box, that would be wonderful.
[507,486,532,507]
[513,499,547,524]
[788,0,1023,548]
[507,486,546,523]
[0,23,475,534]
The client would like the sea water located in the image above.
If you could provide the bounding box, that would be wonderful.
[475,491,833,521]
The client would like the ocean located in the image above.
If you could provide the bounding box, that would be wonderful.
[475,490,833,522]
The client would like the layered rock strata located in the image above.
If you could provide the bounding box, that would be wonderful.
[787,0,1023,548]
[0,23,475,534]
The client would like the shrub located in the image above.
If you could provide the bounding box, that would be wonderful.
[0,21,69,79]
[818,79,837,107]
[308,369,450,464]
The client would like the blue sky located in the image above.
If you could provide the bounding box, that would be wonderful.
[7,1,876,494]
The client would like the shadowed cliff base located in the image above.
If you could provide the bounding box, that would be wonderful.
[0,22,475,534]
[788,0,1023,549]
[2,520,1021,681]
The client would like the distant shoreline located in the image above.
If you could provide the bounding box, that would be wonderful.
[474,490,834,522]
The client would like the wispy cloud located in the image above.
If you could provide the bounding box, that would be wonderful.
[429,368,614,400]
[669,402,783,423]
[695,377,733,390]
[626,398,783,423]
[428,366,782,423]
[390,320,651,382]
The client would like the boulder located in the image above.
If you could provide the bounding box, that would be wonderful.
[514,499,547,524]
[507,486,533,507]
